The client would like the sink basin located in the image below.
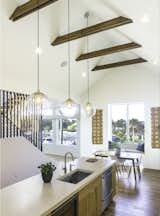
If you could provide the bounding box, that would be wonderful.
[58,169,92,184]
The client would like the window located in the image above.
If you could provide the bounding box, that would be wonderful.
[42,119,55,145]
[58,118,79,146]
[41,107,80,147]
[109,103,144,148]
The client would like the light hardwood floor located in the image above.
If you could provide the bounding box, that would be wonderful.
[104,169,160,216]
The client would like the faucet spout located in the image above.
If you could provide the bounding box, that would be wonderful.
[64,152,74,174]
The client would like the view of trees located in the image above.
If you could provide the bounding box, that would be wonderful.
[112,118,144,144]
[41,118,78,146]
[62,119,77,132]
[41,119,52,132]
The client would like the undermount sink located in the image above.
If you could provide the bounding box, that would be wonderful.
[58,169,92,184]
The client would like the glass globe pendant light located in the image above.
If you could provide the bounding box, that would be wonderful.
[59,0,79,118]
[29,2,48,113]
[84,12,95,118]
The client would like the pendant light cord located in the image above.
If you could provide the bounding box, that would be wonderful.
[67,0,71,99]
[37,0,40,92]
[86,16,90,102]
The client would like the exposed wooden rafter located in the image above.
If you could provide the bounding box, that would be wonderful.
[92,58,147,71]
[76,42,141,61]
[52,16,133,46]
[10,0,58,21]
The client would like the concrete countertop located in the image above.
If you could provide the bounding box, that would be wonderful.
[1,157,115,216]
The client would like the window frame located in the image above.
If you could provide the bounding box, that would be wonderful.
[108,102,145,145]
[55,116,80,147]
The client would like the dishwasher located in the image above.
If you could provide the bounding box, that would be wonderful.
[102,167,113,212]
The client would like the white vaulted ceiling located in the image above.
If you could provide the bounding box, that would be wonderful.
[1,0,160,101]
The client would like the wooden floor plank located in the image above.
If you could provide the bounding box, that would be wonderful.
[103,169,160,216]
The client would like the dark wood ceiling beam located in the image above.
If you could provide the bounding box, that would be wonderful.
[52,16,133,46]
[92,58,147,71]
[76,42,141,61]
[10,0,58,21]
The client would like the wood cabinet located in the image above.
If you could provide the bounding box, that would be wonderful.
[48,167,116,216]
[78,176,102,216]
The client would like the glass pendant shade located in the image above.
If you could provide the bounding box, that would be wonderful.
[31,90,47,105]
[59,98,79,118]
[27,90,50,116]
[85,102,96,118]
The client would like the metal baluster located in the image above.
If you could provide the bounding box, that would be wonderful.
[13,92,16,137]
[22,94,24,136]
[40,107,42,151]
[0,90,2,138]
[30,99,33,143]
[3,91,5,137]
[10,92,12,137]
[20,94,22,136]
[26,94,28,139]
[16,93,19,136]
[6,91,8,137]
[33,99,35,145]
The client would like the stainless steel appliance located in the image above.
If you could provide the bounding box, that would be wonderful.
[102,167,113,212]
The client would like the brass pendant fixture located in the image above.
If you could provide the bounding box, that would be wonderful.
[30,1,48,112]
[59,0,79,118]
[84,12,95,118]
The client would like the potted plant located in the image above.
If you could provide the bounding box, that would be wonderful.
[38,162,56,183]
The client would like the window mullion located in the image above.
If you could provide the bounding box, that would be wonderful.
[126,104,130,142]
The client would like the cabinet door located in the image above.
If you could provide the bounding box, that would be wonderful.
[112,166,116,197]
[78,177,102,216]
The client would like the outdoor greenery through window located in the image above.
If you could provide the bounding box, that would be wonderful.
[109,103,145,149]
[41,108,79,146]
[58,119,78,146]
[42,119,55,145]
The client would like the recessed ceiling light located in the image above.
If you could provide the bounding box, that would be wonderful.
[35,47,42,55]
[82,72,86,77]
[153,59,158,65]
[141,15,149,23]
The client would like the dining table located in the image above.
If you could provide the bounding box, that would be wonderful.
[94,150,141,182]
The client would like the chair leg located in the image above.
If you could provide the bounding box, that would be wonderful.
[137,165,141,179]
[136,159,141,179]
[117,166,122,174]
[128,167,132,178]
[115,166,119,179]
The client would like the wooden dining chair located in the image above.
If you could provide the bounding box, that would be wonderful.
[126,154,142,179]
[109,155,127,178]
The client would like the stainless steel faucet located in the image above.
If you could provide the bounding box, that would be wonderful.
[63,152,74,174]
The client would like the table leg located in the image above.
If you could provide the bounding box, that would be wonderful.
[132,159,137,182]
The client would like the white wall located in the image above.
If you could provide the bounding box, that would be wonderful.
[80,64,160,170]
[43,143,80,158]
[0,1,5,88]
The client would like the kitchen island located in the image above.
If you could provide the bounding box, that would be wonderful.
[1,157,116,216]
